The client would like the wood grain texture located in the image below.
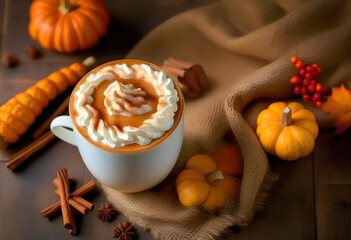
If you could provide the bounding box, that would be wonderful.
[0,0,5,39]
[314,129,351,184]
[314,129,351,240]
[315,183,351,240]
[225,155,316,240]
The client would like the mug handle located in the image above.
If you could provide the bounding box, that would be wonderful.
[51,116,77,146]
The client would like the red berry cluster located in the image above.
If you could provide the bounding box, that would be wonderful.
[290,56,326,107]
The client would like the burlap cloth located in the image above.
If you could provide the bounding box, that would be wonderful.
[102,0,351,239]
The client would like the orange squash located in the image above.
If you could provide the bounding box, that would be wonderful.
[0,61,88,147]
[29,0,110,53]
[175,154,241,209]
[256,102,319,161]
[214,145,244,176]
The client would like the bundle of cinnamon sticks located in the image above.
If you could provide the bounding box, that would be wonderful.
[41,169,97,235]
[162,57,208,98]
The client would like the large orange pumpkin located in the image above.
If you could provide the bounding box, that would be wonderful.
[29,0,110,53]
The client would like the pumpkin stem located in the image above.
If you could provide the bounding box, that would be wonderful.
[82,56,96,68]
[60,0,72,14]
[281,106,292,126]
[205,170,224,186]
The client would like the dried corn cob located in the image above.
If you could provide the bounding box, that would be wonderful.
[0,57,95,148]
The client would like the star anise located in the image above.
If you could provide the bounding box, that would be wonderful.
[97,203,118,221]
[113,222,135,240]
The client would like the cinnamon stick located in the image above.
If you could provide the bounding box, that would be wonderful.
[192,65,208,88]
[162,57,208,98]
[54,189,93,214]
[161,66,189,93]
[53,178,75,187]
[68,198,89,214]
[162,65,186,78]
[32,95,70,139]
[184,69,200,93]
[41,202,61,217]
[71,181,97,196]
[6,131,56,171]
[72,196,94,211]
[167,57,208,88]
[167,57,194,69]
[69,225,77,236]
[57,169,75,230]
[40,180,97,217]
[54,178,96,196]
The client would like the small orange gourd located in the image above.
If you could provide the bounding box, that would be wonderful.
[175,154,241,209]
[29,0,110,53]
[214,145,244,176]
[256,102,319,161]
[0,59,92,147]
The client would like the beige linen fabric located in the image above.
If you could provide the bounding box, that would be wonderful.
[103,0,351,239]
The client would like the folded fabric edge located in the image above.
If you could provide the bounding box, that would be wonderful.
[228,167,279,228]
[253,167,279,212]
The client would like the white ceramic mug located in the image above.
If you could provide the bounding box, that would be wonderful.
[50,60,184,193]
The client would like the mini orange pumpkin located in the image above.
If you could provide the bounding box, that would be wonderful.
[175,154,241,209]
[29,0,110,53]
[214,145,244,177]
[256,102,319,161]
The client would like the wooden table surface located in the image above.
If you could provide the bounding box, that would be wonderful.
[1,1,350,239]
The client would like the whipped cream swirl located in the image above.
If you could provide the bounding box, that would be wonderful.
[74,63,179,148]
[104,81,152,116]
